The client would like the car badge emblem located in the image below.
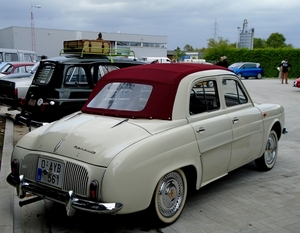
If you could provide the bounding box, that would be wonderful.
[37,98,43,106]
[54,139,65,153]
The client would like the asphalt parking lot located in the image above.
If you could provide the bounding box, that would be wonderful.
[1,78,300,233]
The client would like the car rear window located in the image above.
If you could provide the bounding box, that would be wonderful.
[87,82,153,111]
[32,64,55,85]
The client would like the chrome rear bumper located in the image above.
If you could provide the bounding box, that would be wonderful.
[7,174,123,216]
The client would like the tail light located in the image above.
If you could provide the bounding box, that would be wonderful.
[19,98,26,106]
[40,101,55,112]
[40,102,48,112]
[11,159,19,177]
[14,88,18,98]
[89,180,99,200]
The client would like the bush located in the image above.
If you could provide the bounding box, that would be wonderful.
[204,48,300,78]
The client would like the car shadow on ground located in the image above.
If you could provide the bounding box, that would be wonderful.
[42,201,164,232]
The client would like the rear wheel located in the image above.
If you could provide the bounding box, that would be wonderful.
[256,73,262,79]
[153,169,187,224]
[255,130,278,171]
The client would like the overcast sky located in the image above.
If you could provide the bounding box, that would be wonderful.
[1,0,299,50]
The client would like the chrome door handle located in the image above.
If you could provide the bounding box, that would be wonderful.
[232,117,239,124]
[196,127,205,133]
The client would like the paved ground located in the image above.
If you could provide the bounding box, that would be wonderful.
[0,78,300,233]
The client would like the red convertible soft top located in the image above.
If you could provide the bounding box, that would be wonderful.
[82,63,228,120]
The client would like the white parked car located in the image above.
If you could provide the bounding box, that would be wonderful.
[7,63,287,225]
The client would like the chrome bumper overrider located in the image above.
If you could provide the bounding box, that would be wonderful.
[7,174,123,216]
[16,114,47,129]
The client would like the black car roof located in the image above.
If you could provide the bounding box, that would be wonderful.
[44,55,146,65]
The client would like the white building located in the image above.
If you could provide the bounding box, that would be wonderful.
[0,26,168,59]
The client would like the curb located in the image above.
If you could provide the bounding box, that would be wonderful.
[0,118,14,233]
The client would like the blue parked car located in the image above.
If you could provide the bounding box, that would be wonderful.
[228,62,264,79]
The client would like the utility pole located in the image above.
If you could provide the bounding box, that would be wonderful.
[213,18,219,40]
[31,4,41,51]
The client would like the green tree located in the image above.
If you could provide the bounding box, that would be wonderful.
[204,37,235,62]
[173,47,185,62]
[254,38,267,49]
[207,37,234,49]
[183,44,194,51]
[266,33,289,48]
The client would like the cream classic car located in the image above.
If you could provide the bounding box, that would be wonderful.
[7,63,287,225]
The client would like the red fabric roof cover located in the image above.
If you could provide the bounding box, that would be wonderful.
[82,63,228,120]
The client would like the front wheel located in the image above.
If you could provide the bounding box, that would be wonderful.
[237,73,243,79]
[255,130,278,171]
[153,169,187,224]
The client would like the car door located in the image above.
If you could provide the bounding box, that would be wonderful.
[241,63,252,77]
[188,78,233,186]
[247,63,257,77]
[222,78,264,171]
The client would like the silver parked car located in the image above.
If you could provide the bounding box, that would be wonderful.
[0,62,39,109]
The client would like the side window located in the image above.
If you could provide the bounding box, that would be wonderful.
[98,65,119,81]
[4,53,18,62]
[14,67,21,73]
[90,65,119,84]
[25,65,33,72]
[65,66,88,87]
[189,79,220,115]
[101,65,119,76]
[249,63,256,68]
[223,79,248,107]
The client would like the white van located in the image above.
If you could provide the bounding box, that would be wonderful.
[183,58,206,63]
[0,48,37,63]
[141,57,172,63]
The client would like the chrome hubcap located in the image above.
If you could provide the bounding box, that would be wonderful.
[265,133,277,165]
[157,171,184,217]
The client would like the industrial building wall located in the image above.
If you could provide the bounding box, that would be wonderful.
[0,26,168,59]
[0,28,16,49]
[132,47,166,58]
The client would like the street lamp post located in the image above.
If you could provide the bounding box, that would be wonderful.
[236,27,241,49]
[31,4,41,51]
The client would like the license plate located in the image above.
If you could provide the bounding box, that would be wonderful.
[36,158,65,188]
[28,99,36,106]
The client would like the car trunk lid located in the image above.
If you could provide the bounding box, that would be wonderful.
[17,113,152,167]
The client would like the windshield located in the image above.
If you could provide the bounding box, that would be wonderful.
[0,64,12,73]
[87,82,153,111]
